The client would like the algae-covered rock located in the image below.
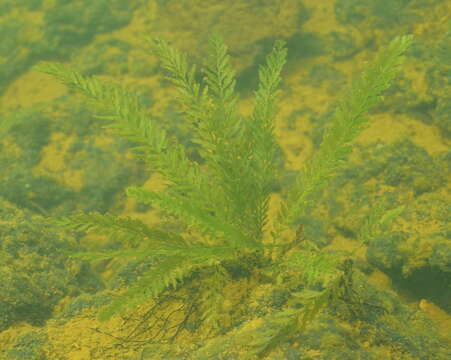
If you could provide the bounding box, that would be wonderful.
[0,199,102,332]
[1,328,47,360]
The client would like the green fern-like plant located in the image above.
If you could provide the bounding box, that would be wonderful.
[35,33,412,355]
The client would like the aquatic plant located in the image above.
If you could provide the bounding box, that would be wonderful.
[35,33,412,357]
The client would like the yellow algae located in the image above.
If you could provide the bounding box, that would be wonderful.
[419,299,451,338]
[33,132,85,191]
[358,114,449,154]
[367,269,393,290]
[44,313,139,360]
[1,70,67,113]
[0,322,35,350]
[303,1,341,35]
[36,132,71,173]
[0,136,22,162]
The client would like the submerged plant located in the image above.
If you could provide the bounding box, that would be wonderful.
[35,33,412,357]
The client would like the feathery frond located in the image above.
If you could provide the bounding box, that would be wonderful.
[274,35,413,238]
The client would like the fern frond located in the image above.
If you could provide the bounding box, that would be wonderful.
[244,39,287,238]
[202,38,287,242]
[65,249,153,262]
[251,39,287,130]
[357,197,405,247]
[193,32,243,168]
[202,32,238,110]
[288,249,340,287]
[126,187,257,249]
[34,62,167,156]
[275,35,413,237]
[196,264,230,331]
[34,62,207,204]
[50,211,188,249]
[252,270,345,359]
[98,253,190,321]
[98,252,228,321]
[147,36,210,128]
